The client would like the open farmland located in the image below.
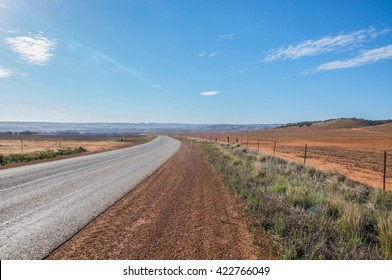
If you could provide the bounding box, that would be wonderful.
[184,120,392,190]
[0,134,153,168]
[0,134,151,155]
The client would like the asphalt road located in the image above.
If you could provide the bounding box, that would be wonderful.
[0,135,180,259]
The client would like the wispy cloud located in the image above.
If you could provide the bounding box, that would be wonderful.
[66,39,83,52]
[306,45,392,74]
[201,91,221,96]
[65,37,143,80]
[218,33,237,41]
[0,66,13,78]
[152,84,161,88]
[4,34,56,65]
[198,51,218,58]
[265,28,390,62]
[238,67,250,74]
[90,50,143,79]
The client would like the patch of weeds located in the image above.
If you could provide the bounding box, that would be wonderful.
[0,147,87,166]
[378,213,392,259]
[287,186,325,210]
[373,190,392,211]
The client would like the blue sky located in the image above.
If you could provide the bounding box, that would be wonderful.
[0,0,391,124]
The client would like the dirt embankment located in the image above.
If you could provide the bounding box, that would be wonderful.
[48,141,273,260]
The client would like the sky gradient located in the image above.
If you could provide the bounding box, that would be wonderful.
[1,0,391,124]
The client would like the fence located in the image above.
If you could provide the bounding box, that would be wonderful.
[190,136,390,191]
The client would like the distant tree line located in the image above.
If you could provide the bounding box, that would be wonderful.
[277,118,392,129]
[0,131,39,135]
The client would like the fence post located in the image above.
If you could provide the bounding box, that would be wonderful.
[257,140,260,151]
[304,144,308,166]
[227,136,229,143]
[384,150,387,191]
[273,141,277,154]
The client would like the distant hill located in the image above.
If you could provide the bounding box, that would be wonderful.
[0,122,280,135]
[360,122,392,133]
[276,118,392,130]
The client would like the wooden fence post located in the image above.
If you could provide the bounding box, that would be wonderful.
[227,136,229,143]
[257,140,260,151]
[304,144,308,166]
[384,150,387,191]
[273,141,277,155]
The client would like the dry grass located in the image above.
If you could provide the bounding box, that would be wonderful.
[202,142,392,259]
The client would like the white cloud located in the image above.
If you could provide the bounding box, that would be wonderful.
[199,51,217,58]
[152,84,161,88]
[310,45,392,73]
[0,66,13,78]
[201,91,221,96]
[4,34,56,65]
[265,28,390,62]
[218,33,237,41]
[238,67,249,74]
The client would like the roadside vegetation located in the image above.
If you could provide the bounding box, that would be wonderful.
[202,142,392,259]
[0,147,87,166]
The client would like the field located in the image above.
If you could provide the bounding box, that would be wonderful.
[0,134,152,167]
[184,120,392,190]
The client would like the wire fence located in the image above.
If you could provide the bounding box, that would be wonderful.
[191,136,391,191]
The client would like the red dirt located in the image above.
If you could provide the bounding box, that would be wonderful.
[185,125,392,190]
[47,141,276,260]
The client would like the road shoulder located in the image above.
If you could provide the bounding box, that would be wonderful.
[48,141,265,259]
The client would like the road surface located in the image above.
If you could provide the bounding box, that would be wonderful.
[0,135,180,259]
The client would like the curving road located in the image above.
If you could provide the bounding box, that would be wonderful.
[0,135,180,260]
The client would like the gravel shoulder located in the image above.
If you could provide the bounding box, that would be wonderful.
[48,141,270,259]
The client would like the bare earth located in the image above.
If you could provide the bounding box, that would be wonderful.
[186,124,392,190]
[48,141,272,260]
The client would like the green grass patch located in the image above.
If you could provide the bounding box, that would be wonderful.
[0,147,87,166]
